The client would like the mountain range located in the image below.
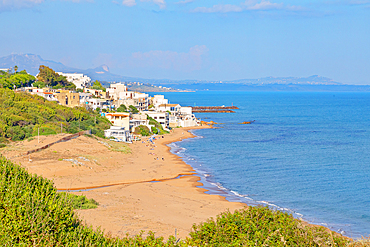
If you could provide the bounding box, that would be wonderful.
[1,54,369,91]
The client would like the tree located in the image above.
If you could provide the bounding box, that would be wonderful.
[36,65,75,89]
[91,80,106,92]
[0,69,36,89]
[14,65,18,73]
[129,105,139,114]
[116,104,128,112]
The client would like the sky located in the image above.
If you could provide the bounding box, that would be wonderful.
[0,0,370,84]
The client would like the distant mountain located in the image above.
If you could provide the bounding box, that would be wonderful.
[0,53,138,82]
[1,53,369,91]
[227,75,341,86]
[0,54,74,75]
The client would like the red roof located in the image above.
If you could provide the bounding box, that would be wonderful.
[106,113,130,117]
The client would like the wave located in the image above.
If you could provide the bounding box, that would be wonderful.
[169,131,306,220]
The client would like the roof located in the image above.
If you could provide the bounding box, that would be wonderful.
[106,113,130,117]
[158,104,180,107]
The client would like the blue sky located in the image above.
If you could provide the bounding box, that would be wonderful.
[0,0,369,84]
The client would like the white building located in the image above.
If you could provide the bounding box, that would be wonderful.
[79,92,92,106]
[106,83,127,100]
[115,92,149,111]
[104,112,130,131]
[104,126,131,142]
[57,72,91,89]
[142,111,169,130]
[152,95,168,108]
[86,98,114,111]
[130,113,150,132]
[157,104,181,115]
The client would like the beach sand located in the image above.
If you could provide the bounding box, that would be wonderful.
[1,126,245,239]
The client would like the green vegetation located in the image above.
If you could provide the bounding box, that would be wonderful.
[187,206,349,246]
[59,193,99,209]
[151,126,159,134]
[0,88,111,144]
[91,80,106,92]
[148,116,169,135]
[106,140,131,153]
[0,69,36,89]
[35,65,75,89]
[129,105,139,114]
[134,125,151,136]
[0,156,359,246]
[0,156,174,246]
[116,104,128,112]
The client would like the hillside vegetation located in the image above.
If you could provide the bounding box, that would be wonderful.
[0,155,356,246]
[0,88,111,144]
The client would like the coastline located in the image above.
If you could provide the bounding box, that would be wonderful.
[1,125,246,239]
[0,124,352,241]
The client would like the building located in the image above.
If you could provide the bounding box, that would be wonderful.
[57,72,91,89]
[106,83,127,100]
[86,98,114,111]
[85,88,110,99]
[152,95,168,108]
[115,92,149,111]
[157,104,181,115]
[54,90,80,107]
[79,92,92,106]
[104,112,130,131]
[142,111,169,130]
[130,113,150,132]
[104,126,131,142]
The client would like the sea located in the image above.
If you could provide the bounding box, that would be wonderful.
[151,91,370,239]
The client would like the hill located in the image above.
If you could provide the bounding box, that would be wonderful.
[0,88,111,145]
[1,54,370,91]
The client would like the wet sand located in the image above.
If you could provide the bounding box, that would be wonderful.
[2,126,246,239]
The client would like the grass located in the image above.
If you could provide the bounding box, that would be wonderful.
[106,140,131,153]
[59,192,99,209]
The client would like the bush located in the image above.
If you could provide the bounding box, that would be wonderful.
[59,193,99,210]
[0,88,111,142]
[129,105,139,114]
[134,125,150,136]
[151,126,159,134]
[186,206,349,246]
[116,104,128,112]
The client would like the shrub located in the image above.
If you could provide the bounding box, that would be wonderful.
[134,125,151,136]
[186,206,349,247]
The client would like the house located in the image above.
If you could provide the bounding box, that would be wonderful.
[106,83,127,100]
[41,92,58,102]
[79,92,92,106]
[54,90,80,107]
[86,98,114,111]
[85,88,109,99]
[104,112,130,131]
[57,72,91,89]
[130,113,150,132]
[115,92,149,111]
[180,106,192,115]
[142,111,169,130]
[157,104,181,115]
[104,126,131,142]
[152,95,168,108]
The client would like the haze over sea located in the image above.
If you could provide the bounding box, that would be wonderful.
[154,91,370,239]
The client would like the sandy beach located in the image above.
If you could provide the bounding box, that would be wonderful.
[1,126,246,239]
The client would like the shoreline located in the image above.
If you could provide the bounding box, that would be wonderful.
[0,125,352,240]
[1,125,246,239]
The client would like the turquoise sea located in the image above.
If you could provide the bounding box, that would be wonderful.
[152,91,370,239]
